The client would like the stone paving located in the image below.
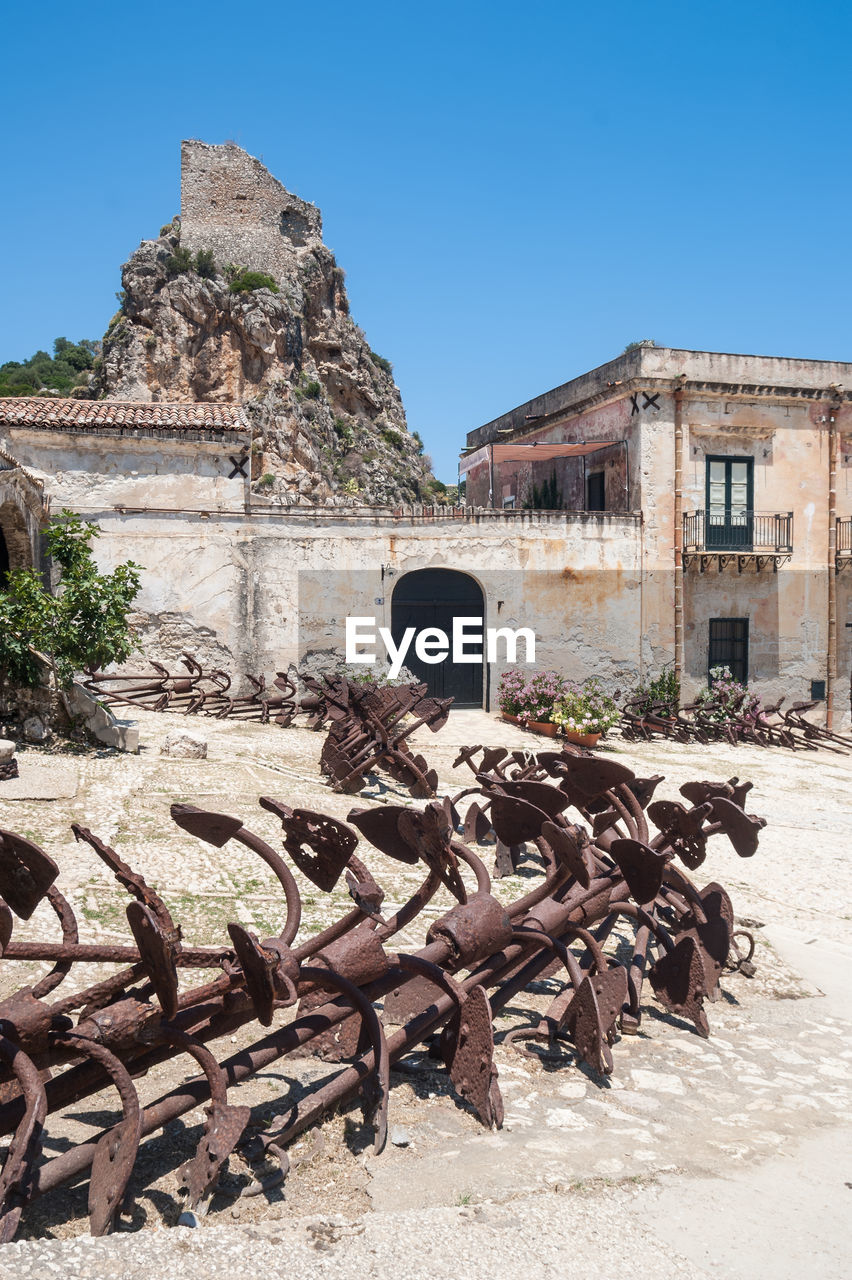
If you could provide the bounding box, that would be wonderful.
[0,707,850,1275]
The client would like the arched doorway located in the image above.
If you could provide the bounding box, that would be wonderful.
[0,461,43,588]
[391,569,485,707]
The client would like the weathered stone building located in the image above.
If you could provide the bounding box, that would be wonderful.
[463,344,852,724]
[0,396,641,706]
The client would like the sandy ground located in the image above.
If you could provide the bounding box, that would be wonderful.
[0,707,850,1278]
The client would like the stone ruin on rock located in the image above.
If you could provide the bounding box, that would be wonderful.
[91,140,433,508]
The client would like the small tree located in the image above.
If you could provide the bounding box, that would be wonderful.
[523,468,562,510]
[0,512,142,695]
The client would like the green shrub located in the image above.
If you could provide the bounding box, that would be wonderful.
[303,379,321,399]
[228,269,279,294]
[165,245,193,278]
[380,426,404,450]
[333,417,354,447]
[630,666,680,714]
[370,350,393,376]
[552,679,620,735]
[194,249,217,278]
[257,473,275,488]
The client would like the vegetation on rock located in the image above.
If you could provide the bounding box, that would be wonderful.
[85,148,436,507]
[228,269,279,294]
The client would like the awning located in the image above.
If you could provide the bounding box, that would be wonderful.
[459,440,620,476]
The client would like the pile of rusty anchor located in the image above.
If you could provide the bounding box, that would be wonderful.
[83,656,299,726]
[0,750,764,1240]
[621,692,852,754]
[313,675,453,796]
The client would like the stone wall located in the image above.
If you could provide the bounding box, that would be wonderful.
[180,140,323,287]
[5,428,248,513]
[74,506,644,707]
[0,457,47,573]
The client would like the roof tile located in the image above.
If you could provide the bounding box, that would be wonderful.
[0,397,247,432]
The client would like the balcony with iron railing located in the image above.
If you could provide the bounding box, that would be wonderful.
[836,516,852,571]
[683,510,793,571]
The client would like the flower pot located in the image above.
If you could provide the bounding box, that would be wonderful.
[501,712,520,725]
[528,720,559,737]
[563,729,601,748]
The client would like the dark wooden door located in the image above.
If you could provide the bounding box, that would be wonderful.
[391,569,484,707]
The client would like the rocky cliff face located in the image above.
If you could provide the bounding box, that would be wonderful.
[92,142,433,507]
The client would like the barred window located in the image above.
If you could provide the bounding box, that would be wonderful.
[708,618,749,684]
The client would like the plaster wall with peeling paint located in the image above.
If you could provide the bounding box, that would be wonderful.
[465,346,852,725]
[72,507,644,706]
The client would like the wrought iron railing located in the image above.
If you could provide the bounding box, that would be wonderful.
[837,517,852,555]
[683,510,793,554]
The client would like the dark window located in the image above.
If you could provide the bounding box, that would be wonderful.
[586,471,605,511]
[810,679,826,701]
[705,456,754,549]
[708,618,749,684]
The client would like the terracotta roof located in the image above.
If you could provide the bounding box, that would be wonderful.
[0,397,248,433]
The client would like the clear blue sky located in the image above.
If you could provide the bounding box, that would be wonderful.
[2,1,850,480]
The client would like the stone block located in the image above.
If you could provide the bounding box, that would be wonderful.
[161,730,207,759]
[23,716,49,743]
[68,682,139,753]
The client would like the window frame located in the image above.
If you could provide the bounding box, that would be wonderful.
[708,617,749,685]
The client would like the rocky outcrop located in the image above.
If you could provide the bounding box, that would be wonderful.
[92,143,433,507]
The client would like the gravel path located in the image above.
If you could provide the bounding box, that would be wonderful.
[0,708,849,1276]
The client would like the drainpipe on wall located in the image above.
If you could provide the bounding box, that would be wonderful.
[826,388,842,728]
[245,416,253,516]
[673,378,687,688]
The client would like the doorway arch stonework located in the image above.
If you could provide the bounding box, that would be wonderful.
[0,446,47,584]
[391,568,485,708]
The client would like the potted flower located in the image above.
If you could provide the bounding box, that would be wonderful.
[517,670,567,735]
[496,668,527,724]
[694,666,762,724]
[552,678,620,747]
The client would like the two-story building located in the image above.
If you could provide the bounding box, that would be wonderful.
[462,344,852,726]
